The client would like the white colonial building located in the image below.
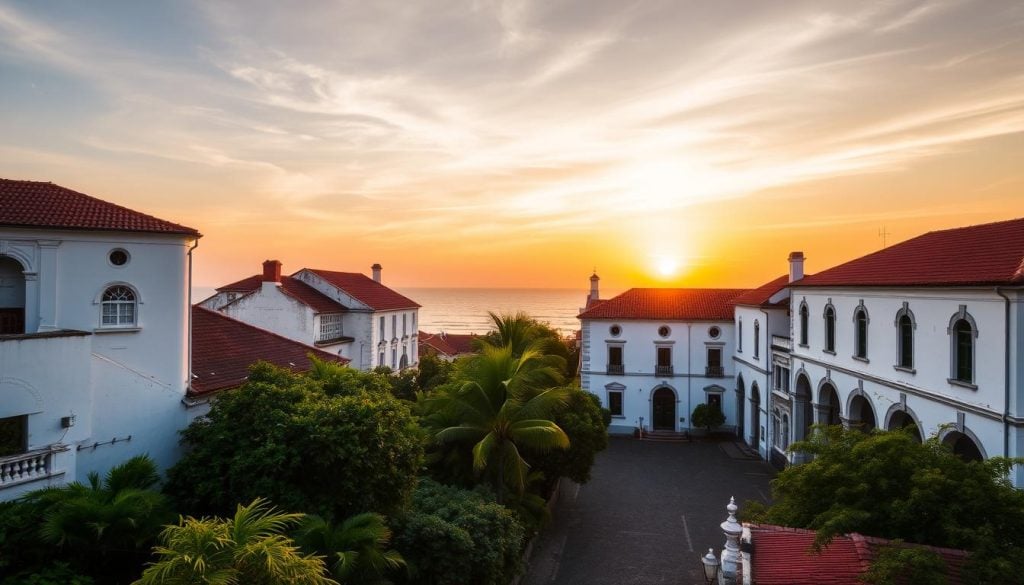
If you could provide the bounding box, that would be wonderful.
[578,275,745,436]
[0,179,200,500]
[200,261,420,371]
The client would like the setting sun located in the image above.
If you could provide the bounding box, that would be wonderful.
[653,255,682,279]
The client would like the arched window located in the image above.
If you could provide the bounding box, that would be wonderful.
[897,314,914,369]
[953,319,974,383]
[799,301,809,345]
[824,303,836,353]
[753,320,760,358]
[781,414,790,450]
[738,319,743,352]
[853,305,868,359]
[101,285,137,327]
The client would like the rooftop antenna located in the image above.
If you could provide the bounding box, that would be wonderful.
[878,226,890,248]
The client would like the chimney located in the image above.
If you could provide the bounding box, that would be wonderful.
[262,259,282,283]
[788,252,804,283]
[589,271,600,301]
[371,263,382,283]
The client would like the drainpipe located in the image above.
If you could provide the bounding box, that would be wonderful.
[687,323,692,434]
[761,308,773,462]
[186,239,199,394]
[995,287,1011,460]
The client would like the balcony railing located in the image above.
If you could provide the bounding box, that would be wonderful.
[706,366,725,378]
[607,364,624,375]
[655,365,674,377]
[771,335,792,351]
[0,445,65,489]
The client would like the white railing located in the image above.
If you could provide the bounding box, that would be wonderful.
[317,314,344,342]
[0,446,64,488]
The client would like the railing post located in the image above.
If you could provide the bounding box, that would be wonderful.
[720,497,742,584]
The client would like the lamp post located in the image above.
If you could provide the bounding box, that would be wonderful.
[701,548,720,584]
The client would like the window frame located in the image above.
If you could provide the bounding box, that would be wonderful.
[753,320,760,359]
[823,301,836,354]
[947,306,978,388]
[853,301,869,361]
[98,284,139,329]
[607,389,624,417]
[798,300,809,346]
[0,414,28,458]
[894,303,916,372]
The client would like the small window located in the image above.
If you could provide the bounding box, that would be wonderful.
[608,391,623,416]
[101,285,137,327]
[399,350,408,370]
[391,348,397,369]
[658,325,671,338]
[799,302,809,345]
[403,314,407,336]
[378,351,385,366]
[898,314,914,368]
[609,325,622,337]
[708,326,721,339]
[108,248,130,266]
[707,347,722,368]
[657,346,672,367]
[608,346,623,366]
[379,317,385,340]
[0,415,27,457]
[738,320,743,352]
[391,315,397,338]
[753,321,760,358]
[707,393,722,413]
[854,307,868,359]
[953,319,974,383]
[824,304,836,353]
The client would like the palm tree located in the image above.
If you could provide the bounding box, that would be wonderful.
[23,455,172,579]
[425,344,570,502]
[135,498,335,585]
[482,311,569,381]
[296,513,405,584]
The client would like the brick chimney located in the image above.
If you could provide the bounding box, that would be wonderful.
[788,252,804,283]
[371,263,382,283]
[263,259,282,283]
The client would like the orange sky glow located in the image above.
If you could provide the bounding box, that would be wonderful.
[2,1,1022,291]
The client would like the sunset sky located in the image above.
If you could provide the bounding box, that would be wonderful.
[2,1,1022,290]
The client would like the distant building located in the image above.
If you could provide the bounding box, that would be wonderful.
[418,330,478,361]
[200,261,420,371]
[1,179,200,500]
[577,279,746,436]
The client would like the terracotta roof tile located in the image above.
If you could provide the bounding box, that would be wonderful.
[215,275,346,314]
[749,524,967,585]
[731,275,793,307]
[306,269,420,311]
[577,288,748,321]
[0,179,200,236]
[418,331,478,357]
[796,217,1024,287]
[190,306,346,396]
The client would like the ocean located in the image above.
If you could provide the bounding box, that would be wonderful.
[398,288,610,335]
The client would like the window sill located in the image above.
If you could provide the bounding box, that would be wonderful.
[947,378,978,391]
[893,365,916,375]
[852,355,869,363]
[94,327,141,334]
[610,415,626,419]
[798,343,809,348]
[822,349,836,356]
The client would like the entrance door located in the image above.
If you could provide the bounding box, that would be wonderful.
[652,387,676,430]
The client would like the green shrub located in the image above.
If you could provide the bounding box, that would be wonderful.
[691,403,725,432]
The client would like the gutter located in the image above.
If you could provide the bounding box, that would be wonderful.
[995,286,1011,459]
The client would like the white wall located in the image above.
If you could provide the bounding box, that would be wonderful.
[220,283,317,345]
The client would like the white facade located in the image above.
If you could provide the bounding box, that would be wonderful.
[1,228,195,500]
[733,304,789,461]
[580,318,737,435]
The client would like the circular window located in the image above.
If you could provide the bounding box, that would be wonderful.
[108,249,130,266]
[609,325,622,337]
[658,325,671,338]
[708,326,721,339]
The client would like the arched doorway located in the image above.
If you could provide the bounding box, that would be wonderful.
[0,256,26,334]
[750,383,761,447]
[848,394,876,431]
[794,374,813,443]
[817,383,842,426]
[736,375,746,442]
[652,387,676,431]
[943,431,984,462]
[886,409,922,442]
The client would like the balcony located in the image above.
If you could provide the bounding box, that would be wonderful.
[655,365,674,377]
[706,366,725,378]
[771,335,792,351]
[0,445,67,491]
[606,364,624,375]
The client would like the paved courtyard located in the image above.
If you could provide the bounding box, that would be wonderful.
[522,437,775,585]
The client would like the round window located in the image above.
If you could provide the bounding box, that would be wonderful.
[658,325,671,338]
[708,326,721,339]
[609,325,621,337]
[109,249,130,266]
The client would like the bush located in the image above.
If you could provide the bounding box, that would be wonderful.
[529,388,609,488]
[392,480,524,585]
[691,403,725,433]
[165,361,424,521]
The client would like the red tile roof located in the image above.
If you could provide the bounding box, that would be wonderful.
[216,275,346,314]
[190,306,347,396]
[305,269,421,311]
[0,179,200,236]
[748,524,967,585]
[577,288,748,321]
[418,331,478,357]
[796,217,1024,287]
[731,275,792,307]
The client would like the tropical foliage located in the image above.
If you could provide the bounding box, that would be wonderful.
[296,513,405,584]
[529,388,609,487]
[391,480,524,585]
[134,498,333,585]
[164,361,423,521]
[745,425,1024,584]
